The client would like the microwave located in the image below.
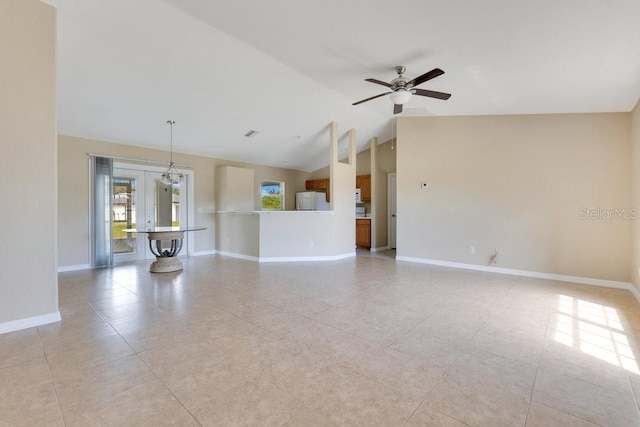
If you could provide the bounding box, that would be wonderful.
[355,188,362,204]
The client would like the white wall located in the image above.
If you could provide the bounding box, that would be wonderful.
[397,113,631,283]
[330,124,357,255]
[0,0,59,331]
[215,212,345,261]
[259,212,336,259]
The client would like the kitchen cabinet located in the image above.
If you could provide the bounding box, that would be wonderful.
[305,178,330,202]
[355,218,371,249]
[356,175,371,202]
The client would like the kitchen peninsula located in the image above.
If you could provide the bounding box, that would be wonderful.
[216,210,352,261]
[215,160,356,262]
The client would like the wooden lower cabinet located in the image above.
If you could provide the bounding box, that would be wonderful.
[355,218,371,249]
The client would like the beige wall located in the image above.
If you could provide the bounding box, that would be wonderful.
[631,99,640,292]
[215,213,260,257]
[58,135,310,268]
[216,166,254,212]
[0,0,58,328]
[397,113,631,282]
[355,149,372,175]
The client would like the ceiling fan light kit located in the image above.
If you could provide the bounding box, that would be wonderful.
[389,89,412,105]
[353,65,451,114]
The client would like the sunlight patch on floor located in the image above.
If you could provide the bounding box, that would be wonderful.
[554,295,638,374]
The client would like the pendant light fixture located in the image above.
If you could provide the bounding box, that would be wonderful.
[162,120,183,184]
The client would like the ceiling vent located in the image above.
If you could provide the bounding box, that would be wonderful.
[244,130,259,138]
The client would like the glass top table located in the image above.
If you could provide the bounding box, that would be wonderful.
[123,226,206,273]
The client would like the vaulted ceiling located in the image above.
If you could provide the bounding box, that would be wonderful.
[44,0,640,171]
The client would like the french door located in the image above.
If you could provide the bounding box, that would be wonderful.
[112,166,190,264]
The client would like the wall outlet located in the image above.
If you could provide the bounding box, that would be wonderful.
[309,240,314,248]
[225,238,230,245]
[421,182,429,189]
[469,246,475,254]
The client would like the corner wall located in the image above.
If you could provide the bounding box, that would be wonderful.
[0,0,59,331]
[397,113,631,283]
[631,99,640,293]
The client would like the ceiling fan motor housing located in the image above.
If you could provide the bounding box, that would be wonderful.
[392,66,408,90]
[391,77,408,90]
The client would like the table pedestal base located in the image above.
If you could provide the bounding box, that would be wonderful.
[123,227,205,274]
[150,256,183,273]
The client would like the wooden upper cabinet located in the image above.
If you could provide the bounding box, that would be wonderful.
[305,178,330,202]
[356,174,371,202]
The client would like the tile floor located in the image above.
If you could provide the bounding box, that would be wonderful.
[2,253,640,426]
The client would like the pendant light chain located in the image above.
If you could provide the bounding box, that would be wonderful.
[162,119,183,184]
[168,120,175,164]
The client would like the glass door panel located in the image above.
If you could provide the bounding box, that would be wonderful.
[113,168,146,262]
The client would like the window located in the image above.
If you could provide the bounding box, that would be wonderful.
[261,180,284,210]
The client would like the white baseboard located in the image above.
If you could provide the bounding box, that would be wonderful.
[396,256,639,302]
[57,264,91,273]
[216,250,356,263]
[0,311,61,335]
[215,251,260,262]
[628,284,640,303]
[371,246,390,252]
[191,250,216,257]
[259,252,356,263]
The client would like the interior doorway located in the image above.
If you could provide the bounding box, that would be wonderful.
[388,173,397,249]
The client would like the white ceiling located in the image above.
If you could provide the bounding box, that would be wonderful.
[44,0,640,171]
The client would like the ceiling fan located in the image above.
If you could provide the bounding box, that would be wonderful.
[353,66,451,114]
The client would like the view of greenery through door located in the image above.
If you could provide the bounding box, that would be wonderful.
[113,176,182,254]
[113,177,137,254]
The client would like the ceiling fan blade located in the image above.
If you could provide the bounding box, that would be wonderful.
[407,68,445,87]
[365,78,393,88]
[352,92,391,105]
[393,104,403,114]
[413,88,451,100]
